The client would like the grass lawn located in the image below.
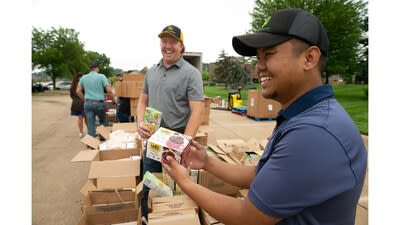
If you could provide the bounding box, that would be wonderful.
[204,84,368,135]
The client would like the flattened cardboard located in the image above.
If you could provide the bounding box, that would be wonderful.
[112,122,138,133]
[200,208,221,225]
[130,98,139,117]
[71,150,99,162]
[80,135,101,149]
[148,209,201,225]
[96,125,110,140]
[208,144,238,165]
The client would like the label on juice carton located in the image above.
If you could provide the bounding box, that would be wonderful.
[146,127,192,164]
[144,107,162,135]
[143,171,173,197]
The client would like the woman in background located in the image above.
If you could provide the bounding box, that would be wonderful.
[70,72,88,138]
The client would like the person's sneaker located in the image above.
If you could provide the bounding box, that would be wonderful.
[141,216,148,225]
[79,133,84,138]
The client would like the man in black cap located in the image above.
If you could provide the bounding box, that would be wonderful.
[136,25,204,221]
[77,62,117,140]
[162,9,367,225]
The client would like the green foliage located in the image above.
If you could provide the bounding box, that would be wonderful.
[250,0,368,83]
[32,26,115,89]
[204,84,368,134]
[214,50,249,89]
[202,71,210,81]
[85,51,114,77]
[32,27,87,87]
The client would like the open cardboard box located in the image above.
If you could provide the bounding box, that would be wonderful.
[80,123,139,150]
[72,148,141,194]
[77,182,144,225]
[148,209,201,225]
[148,195,200,225]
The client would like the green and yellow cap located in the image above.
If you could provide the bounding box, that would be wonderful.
[158,25,184,43]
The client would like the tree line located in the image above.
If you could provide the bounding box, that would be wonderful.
[214,0,368,88]
[32,27,114,89]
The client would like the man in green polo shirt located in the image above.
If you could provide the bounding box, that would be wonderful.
[76,62,116,140]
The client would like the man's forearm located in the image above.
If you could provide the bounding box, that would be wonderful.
[184,101,203,137]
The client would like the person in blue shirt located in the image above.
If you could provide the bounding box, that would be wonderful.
[162,8,367,225]
[76,62,117,140]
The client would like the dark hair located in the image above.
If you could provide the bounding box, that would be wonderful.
[71,72,84,92]
[289,38,327,73]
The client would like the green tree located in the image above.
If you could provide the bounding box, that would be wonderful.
[85,51,114,77]
[250,0,367,83]
[214,50,249,89]
[202,71,210,81]
[32,27,87,88]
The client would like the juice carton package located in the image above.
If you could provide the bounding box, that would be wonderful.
[146,127,192,164]
[143,171,173,197]
[144,107,162,135]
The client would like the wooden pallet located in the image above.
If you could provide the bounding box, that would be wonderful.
[232,110,246,116]
[232,106,247,113]
[246,115,276,121]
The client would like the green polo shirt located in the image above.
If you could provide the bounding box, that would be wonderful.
[78,71,109,100]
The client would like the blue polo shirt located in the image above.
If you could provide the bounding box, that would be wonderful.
[248,85,367,225]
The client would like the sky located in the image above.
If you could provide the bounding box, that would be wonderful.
[32,0,256,71]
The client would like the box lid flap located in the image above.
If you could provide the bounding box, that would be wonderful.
[112,122,137,133]
[80,179,97,197]
[96,125,110,140]
[71,150,99,162]
[88,160,140,178]
[80,135,100,149]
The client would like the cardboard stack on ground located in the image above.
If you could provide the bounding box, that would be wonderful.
[247,90,281,119]
[114,73,145,117]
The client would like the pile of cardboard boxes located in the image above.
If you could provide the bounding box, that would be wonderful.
[114,73,145,118]
[246,90,281,119]
[70,91,226,224]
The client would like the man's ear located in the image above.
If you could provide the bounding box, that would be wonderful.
[303,46,321,71]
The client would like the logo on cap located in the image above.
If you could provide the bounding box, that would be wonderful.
[168,26,176,34]
[259,16,272,31]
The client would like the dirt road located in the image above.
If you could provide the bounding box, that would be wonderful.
[32,95,89,225]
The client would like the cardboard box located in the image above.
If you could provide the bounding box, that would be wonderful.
[200,208,224,225]
[80,125,139,150]
[123,73,145,82]
[198,170,240,196]
[148,209,201,225]
[78,185,142,225]
[72,148,141,193]
[112,122,137,133]
[151,195,198,213]
[247,90,281,119]
[130,98,139,117]
[115,81,126,97]
[146,127,192,164]
[124,81,144,98]
[201,96,212,125]
[194,131,208,146]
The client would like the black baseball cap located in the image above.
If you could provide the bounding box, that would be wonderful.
[158,25,184,43]
[232,8,329,56]
[89,61,99,69]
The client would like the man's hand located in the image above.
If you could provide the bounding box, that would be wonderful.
[182,141,209,170]
[137,120,151,139]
